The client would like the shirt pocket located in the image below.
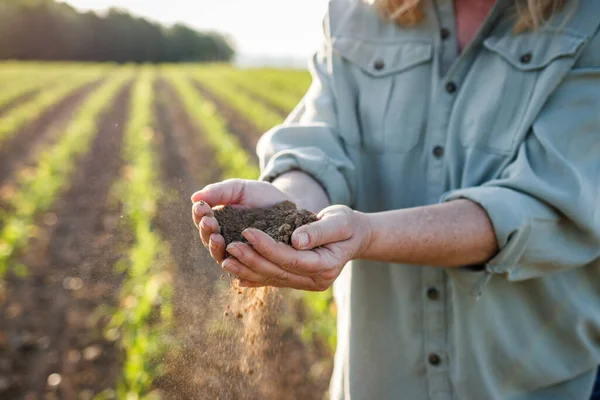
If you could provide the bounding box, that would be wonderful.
[457,30,585,155]
[332,37,433,153]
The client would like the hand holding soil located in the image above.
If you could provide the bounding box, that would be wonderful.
[192,179,373,292]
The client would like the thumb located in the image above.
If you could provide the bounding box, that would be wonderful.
[292,207,353,250]
[190,179,245,206]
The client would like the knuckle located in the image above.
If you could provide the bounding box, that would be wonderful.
[275,270,289,283]
[281,256,300,272]
[320,267,338,282]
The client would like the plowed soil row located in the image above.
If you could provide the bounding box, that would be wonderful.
[0,80,104,186]
[0,83,132,398]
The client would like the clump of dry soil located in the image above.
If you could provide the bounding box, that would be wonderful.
[213,200,318,247]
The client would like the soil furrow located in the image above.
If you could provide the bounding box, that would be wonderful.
[0,79,105,186]
[189,80,261,162]
[0,83,132,398]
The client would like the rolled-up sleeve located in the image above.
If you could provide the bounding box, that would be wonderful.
[257,16,356,206]
[441,68,600,293]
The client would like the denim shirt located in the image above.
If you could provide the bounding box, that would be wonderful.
[257,0,600,398]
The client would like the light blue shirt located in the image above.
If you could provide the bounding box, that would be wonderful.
[257,0,600,398]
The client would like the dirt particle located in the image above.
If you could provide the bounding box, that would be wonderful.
[37,336,51,350]
[67,349,81,363]
[43,212,58,226]
[47,373,61,387]
[77,389,94,400]
[213,200,317,247]
[62,277,83,291]
[236,312,243,319]
[83,345,102,361]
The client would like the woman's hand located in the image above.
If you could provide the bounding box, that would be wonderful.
[191,179,292,264]
[221,205,373,291]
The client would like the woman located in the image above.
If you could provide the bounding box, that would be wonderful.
[192,0,600,398]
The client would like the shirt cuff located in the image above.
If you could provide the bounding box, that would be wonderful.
[260,148,352,206]
[440,186,535,296]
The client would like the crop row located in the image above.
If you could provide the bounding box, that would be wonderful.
[0,69,132,277]
[165,67,259,179]
[190,67,286,133]
[107,68,171,399]
[0,69,106,146]
[191,66,307,115]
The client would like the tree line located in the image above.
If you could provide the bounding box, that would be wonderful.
[0,0,235,63]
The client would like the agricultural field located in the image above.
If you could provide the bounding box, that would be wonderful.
[0,62,336,399]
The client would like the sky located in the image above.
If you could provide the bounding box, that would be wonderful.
[61,0,329,64]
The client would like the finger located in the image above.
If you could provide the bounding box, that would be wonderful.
[222,258,269,283]
[209,234,226,264]
[225,242,317,290]
[191,179,245,206]
[237,279,265,288]
[199,216,219,248]
[242,228,321,275]
[192,201,213,227]
[292,210,353,250]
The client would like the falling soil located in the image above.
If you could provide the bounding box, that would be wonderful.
[214,201,318,247]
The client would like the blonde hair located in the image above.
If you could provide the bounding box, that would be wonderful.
[374,0,567,32]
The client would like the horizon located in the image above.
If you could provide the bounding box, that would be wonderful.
[60,0,329,66]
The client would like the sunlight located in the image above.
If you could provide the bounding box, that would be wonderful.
[61,0,329,58]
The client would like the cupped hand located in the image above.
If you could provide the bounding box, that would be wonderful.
[221,205,373,291]
[191,179,292,263]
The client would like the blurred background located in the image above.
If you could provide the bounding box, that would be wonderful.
[0,0,336,399]
[0,0,329,67]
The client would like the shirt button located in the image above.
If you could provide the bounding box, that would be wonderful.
[428,353,442,366]
[374,60,385,71]
[433,145,444,158]
[520,52,532,64]
[440,28,451,40]
[427,287,440,300]
[445,81,457,94]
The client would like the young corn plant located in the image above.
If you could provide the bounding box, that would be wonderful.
[0,69,132,277]
[108,67,172,399]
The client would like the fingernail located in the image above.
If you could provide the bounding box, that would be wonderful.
[193,201,204,215]
[227,244,241,258]
[296,232,309,249]
[222,260,239,274]
[242,229,256,243]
